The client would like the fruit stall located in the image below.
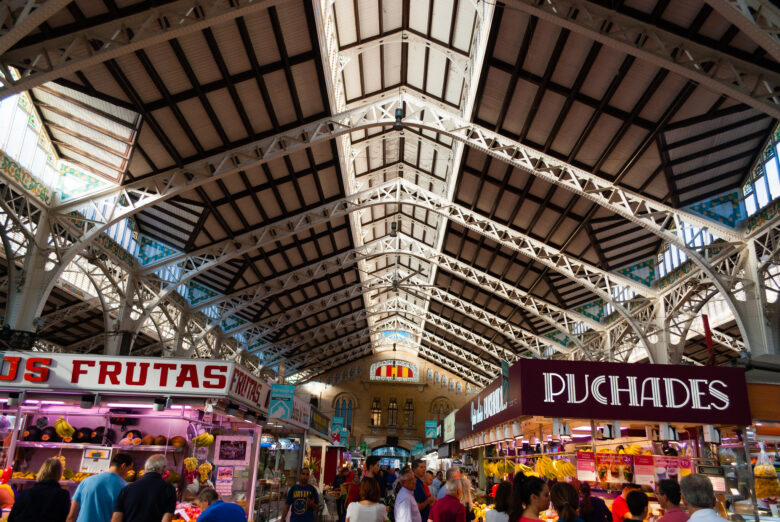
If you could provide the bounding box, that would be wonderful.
[0,351,270,521]
[454,359,760,520]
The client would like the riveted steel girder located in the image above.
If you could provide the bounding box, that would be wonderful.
[504,0,780,119]
[704,0,780,62]
[0,0,286,99]
[0,0,71,56]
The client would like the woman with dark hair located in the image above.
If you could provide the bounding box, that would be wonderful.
[550,482,583,522]
[346,477,387,522]
[579,483,611,522]
[510,474,549,522]
[487,481,512,522]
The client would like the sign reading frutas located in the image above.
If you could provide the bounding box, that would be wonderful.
[0,352,269,412]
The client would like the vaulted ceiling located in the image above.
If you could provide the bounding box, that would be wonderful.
[0,0,777,386]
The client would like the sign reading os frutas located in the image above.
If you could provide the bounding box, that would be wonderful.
[0,352,269,413]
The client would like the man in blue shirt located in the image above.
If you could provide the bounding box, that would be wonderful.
[196,488,247,522]
[66,453,133,522]
[283,468,320,522]
[412,459,435,522]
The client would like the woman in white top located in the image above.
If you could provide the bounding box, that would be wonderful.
[486,481,512,522]
[346,477,387,522]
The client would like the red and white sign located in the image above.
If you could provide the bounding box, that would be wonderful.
[634,455,655,487]
[576,451,596,481]
[0,352,269,413]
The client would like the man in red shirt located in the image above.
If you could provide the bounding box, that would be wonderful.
[430,480,466,522]
[612,484,642,522]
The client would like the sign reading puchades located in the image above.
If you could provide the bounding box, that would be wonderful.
[0,352,270,413]
[454,359,750,439]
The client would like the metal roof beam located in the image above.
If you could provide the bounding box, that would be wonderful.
[504,0,780,120]
[0,0,70,56]
[0,0,286,99]
[704,0,780,62]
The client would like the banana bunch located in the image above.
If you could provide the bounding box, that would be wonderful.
[553,459,577,478]
[535,456,559,480]
[620,444,643,456]
[597,448,617,454]
[192,432,215,448]
[515,462,539,477]
[54,417,75,441]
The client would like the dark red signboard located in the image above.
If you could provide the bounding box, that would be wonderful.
[454,359,751,440]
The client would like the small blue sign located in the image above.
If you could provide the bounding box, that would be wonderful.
[269,384,295,420]
[425,420,437,439]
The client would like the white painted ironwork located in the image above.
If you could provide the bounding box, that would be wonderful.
[704,0,780,62]
[0,0,286,98]
[504,0,780,119]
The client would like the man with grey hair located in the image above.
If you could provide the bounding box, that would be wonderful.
[429,479,466,522]
[437,467,461,500]
[395,469,422,522]
[111,454,176,522]
[680,475,728,522]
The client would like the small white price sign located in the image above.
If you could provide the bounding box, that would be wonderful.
[80,448,111,474]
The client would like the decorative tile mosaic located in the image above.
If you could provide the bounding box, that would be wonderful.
[0,150,52,204]
[57,164,111,201]
[617,258,656,287]
[187,281,218,305]
[544,329,570,346]
[685,190,744,228]
[573,299,606,322]
[657,259,694,290]
[136,234,179,265]
[220,315,247,331]
[747,198,780,232]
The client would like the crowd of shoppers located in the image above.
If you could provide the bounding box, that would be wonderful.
[324,455,722,522]
[7,453,246,522]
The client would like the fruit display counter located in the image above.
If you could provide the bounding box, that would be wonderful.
[0,351,271,520]
[453,359,755,517]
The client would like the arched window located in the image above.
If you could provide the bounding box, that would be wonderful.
[347,401,353,429]
[371,398,382,426]
[431,398,454,421]
[456,382,462,394]
[427,369,432,381]
[434,372,440,384]
[388,398,398,426]
[441,376,447,387]
[349,367,354,379]
[449,380,454,392]
[404,399,414,427]
[357,365,362,376]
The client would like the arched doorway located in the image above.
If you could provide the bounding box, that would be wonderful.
[371,446,411,470]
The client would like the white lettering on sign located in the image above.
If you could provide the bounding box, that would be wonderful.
[542,372,731,411]
[469,385,506,429]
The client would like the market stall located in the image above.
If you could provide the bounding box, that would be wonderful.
[454,359,760,521]
[0,351,269,521]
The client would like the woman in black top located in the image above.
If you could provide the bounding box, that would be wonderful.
[9,458,70,522]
